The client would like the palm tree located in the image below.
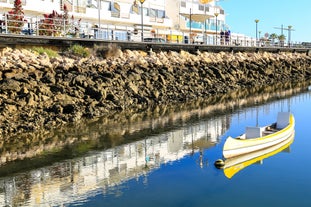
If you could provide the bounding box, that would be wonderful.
[269,33,278,46]
[278,34,286,47]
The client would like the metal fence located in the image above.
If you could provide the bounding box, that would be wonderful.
[0,13,306,48]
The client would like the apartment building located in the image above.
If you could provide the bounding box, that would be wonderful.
[0,0,229,43]
[166,0,227,44]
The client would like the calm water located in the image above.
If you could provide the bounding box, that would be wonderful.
[1,82,311,207]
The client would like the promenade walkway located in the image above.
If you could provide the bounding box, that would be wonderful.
[0,34,310,54]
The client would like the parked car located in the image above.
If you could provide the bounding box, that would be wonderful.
[143,37,166,43]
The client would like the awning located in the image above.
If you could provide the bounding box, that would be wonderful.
[180,13,214,22]
[132,4,139,14]
[114,2,120,11]
[199,0,214,4]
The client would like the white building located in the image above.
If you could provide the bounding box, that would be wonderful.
[0,0,243,44]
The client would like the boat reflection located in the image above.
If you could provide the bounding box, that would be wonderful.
[222,132,294,179]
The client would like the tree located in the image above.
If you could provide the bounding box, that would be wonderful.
[269,33,278,45]
[278,34,286,47]
[6,0,25,34]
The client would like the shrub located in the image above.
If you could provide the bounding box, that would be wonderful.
[31,47,59,58]
[67,44,90,58]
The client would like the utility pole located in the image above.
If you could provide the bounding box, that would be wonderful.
[274,24,285,35]
[274,25,295,47]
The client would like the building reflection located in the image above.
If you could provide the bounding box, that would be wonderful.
[0,114,229,207]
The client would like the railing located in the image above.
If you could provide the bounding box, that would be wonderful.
[0,13,306,48]
[1,13,87,37]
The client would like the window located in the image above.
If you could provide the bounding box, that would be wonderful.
[141,7,148,16]
[157,10,165,18]
[149,9,165,18]
[150,8,156,17]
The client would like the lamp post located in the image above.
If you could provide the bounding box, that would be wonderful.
[255,19,259,46]
[288,25,292,47]
[97,0,101,39]
[139,0,145,42]
[189,8,192,44]
[203,5,207,44]
[214,12,219,45]
[274,25,294,47]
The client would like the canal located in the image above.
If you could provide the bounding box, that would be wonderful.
[0,81,311,207]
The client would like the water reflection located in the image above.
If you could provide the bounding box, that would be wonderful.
[0,81,309,170]
[0,81,310,206]
[0,114,228,206]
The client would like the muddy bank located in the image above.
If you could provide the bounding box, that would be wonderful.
[0,46,311,137]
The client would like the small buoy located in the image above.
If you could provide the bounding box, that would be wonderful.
[214,159,225,168]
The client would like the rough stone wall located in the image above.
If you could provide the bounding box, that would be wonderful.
[0,47,310,137]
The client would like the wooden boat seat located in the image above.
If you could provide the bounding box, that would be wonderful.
[262,124,279,136]
[262,130,275,136]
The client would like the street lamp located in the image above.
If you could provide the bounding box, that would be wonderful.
[189,8,192,44]
[97,0,101,39]
[255,19,259,46]
[288,25,292,47]
[139,0,146,42]
[214,12,219,45]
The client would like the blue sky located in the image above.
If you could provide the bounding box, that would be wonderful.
[219,0,310,43]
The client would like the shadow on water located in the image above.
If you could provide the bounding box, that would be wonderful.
[0,80,310,177]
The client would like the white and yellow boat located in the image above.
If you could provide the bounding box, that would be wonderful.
[223,112,295,159]
[223,132,294,179]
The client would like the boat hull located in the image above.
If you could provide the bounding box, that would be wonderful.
[223,132,294,179]
[223,114,295,159]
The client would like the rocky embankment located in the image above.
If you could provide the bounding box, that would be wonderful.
[0,46,311,137]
